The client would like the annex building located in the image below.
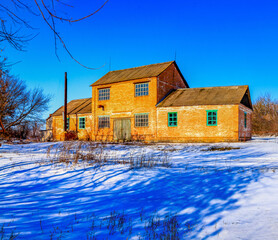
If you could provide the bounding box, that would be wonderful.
[49,61,252,142]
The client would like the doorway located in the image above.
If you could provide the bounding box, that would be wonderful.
[113,118,131,141]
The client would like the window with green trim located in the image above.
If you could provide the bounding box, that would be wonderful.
[135,113,149,127]
[244,112,247,128]
[66,118,69,129]
[79,117,86,129]
[168,112,177,127]
[206,110,217,126]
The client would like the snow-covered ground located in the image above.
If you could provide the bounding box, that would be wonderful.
[0,138,278,239]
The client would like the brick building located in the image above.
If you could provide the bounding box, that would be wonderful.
[49,61,252,142]
[51,98,92,141]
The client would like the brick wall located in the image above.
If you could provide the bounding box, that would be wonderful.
[52,113,93,141]
[238,104,252,141]
[157,63,188,104]
[91,77,158,141]
[156,105,240,142]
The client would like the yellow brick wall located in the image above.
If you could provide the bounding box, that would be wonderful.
[52,113,93,141]
[156,105,240,142]
[52,116,63,141]
[91,77,158,141]
[52,103,252,142]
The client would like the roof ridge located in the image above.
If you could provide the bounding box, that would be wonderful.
[176,85,248,90]
[69,97,91,102]
[108,61,174,74]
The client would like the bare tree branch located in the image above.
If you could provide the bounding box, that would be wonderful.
[252,94,278,135]
[0,71,51,132]
[41,0,109,23]
[0,0,109,68]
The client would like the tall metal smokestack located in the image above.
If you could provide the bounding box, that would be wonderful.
[64,72,67,132]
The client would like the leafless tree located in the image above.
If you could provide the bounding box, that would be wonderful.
[0,0,109,68]
[0,70,51,135]
[252,94,278,135]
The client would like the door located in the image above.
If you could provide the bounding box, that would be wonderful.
[113,119,131,141]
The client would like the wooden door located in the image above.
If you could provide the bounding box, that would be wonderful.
[114,119,122,140]
[122,119,131,141]
[113,119,131,141]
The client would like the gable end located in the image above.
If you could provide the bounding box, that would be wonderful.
[240,88,253,110]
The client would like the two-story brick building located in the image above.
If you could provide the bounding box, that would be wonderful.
[50,61,252,142]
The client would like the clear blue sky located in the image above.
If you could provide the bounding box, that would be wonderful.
[7,0,278,117]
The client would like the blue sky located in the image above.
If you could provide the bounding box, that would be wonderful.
[7,0,278,116]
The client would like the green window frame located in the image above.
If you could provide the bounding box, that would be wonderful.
[244,112,247,128]
[168,112,177,127]
[79,117,86,129]
[206,110,218,126]
[66,118,69,130]
[135,113,149,127]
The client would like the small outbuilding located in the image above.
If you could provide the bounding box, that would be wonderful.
[51,98,92,141]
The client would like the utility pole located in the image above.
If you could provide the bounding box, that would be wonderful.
[64,72,67,132]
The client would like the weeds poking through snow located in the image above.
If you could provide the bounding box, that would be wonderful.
[0,223,20,240]
[204,146,240,151]
[46,142,172,170]
[46,142,110,169]
[105,210,132,236]
[0,209,183,239]
[144,212,180,240]
[39,219,43,233]
[128,150,172,169]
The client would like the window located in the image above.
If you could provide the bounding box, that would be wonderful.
[206,110,217,126]
[98,116,110,128]
[79,117,86,129]
[135,113,149,127]
[66,118,69,129]
[98,88,110,101]
[244,112,247,128]
[135,82,149,97]
[168,112,177,127]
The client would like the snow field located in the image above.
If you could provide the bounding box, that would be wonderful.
[0,138,277,239]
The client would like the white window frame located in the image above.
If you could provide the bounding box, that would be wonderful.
[98,88,110,101]
[135,113,149,127]
[98,116,110,128]
[135,82,149,97]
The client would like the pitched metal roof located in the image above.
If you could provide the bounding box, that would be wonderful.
[157,85,252,109]
[51,98,92,116]
[91,61,176,86]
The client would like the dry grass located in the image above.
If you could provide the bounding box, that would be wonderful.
[1,209,182,240]
[46,142,172,170]
[0,223,19,240]
[204,146,240,151]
